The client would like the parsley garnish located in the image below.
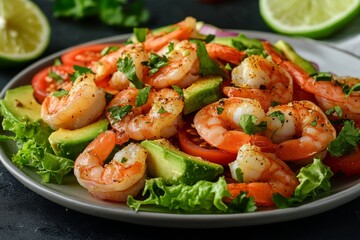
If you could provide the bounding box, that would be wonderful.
[101,46,120,56]
[325,106,343,118]
[107,105,133,122]
[172,85,184,97]
[69,65,94,82]
[133,28,148,42]
[158,107,167,114]
[141,53,168,76]
[48,70,64,83]
[52,89,69,98]
[269,111,285,126]
[135,86,150,107]
[327,120,360,157]
[310,72,333,81]
[216,107,224,114]
[191,39,226,78]
[117,56,144,89]
[239,114,267,135]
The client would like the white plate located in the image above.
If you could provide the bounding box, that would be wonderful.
[1,31,360,229]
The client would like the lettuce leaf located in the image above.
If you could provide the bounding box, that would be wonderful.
[274,158,333,208]
[127,176,257,213]
[128,177,230,213]
[1,97,74,184]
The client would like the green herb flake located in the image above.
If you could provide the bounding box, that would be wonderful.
[69,65,94,82]
[158,107,167,114]
[269,111,285,125]
[310,72,332,82]
[141,53,168,76]
[216,107,224,114]
[235,168,243,182]
[117,56,144,89]
[325,106,343,117]
[108,105,133,122]
[101,46,120,56]
[133,27,148,42]
[53,58,62,66]
[192,39,225,78]
[52,89,69,98]
[166,42,174,54]
[135,86,151,107]
[172,85,184,97]
[327,120,360,157]
[48,70,64,83]
[343,83,360,96]
[239,114,267,135]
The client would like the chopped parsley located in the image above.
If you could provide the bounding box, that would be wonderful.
[327,120,360,157]
[117,56,144,89]
[239,114,267,135]
[135,86,151,107]
[69,65,94,82]
[107,105,133,122]
[141,53,169,76]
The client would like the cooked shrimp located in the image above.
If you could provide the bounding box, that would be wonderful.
[143,40,199,89]
[263,41,360,121]
[226,143,299,207]
[205,42,246,65]
[143,16,198,52]
[74,130,147,202]
[106,87,184,145]
[41,73,106,130]
[223,55,293,110]
[265,100,336,161]
[90,43,148,85]
[193,97,278,154]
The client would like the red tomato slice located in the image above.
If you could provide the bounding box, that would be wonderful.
[31,65,73,103]
[323,145,360,177]
[61,44,123,67]
[177,123,237,166]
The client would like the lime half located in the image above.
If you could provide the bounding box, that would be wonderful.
[0,0,50,67]
[259,0,360,39]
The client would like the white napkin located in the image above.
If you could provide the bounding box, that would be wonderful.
[322,14,360,57]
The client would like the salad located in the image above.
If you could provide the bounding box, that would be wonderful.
[0,17,359,214]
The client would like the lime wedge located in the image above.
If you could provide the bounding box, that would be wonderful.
[259,0,360,38]
[0,0,50,67]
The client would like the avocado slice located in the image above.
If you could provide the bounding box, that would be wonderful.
[48,118,109,159]
[0,85,42,122]
[183,75,223,114]
[274,40,317,75]
[141,139,224,185]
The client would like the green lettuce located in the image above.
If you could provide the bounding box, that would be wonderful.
[274,158,333,208]
[127,176,257,213]
[0,101,74,184]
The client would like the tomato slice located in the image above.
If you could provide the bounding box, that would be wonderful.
[323,145,360,177]
[178,123,237,166]
[61,44,123,67]
[31,64,73,103]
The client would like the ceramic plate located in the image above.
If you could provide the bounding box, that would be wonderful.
[1,31,360,229]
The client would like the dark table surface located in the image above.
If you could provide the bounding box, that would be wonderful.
[1,0,360,239]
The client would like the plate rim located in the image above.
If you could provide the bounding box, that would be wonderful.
[1,30,360,228]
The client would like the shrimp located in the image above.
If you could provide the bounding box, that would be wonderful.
[90,43,149,85]
[205,42,246,65]
[223,55,293,110]
[143,40,199,89]
[263,41,360,121]
[143,16,198,52]
[193,97,278,154]
[74,130,147,202]
[226,143,300,207]
[265,100,336,162]
[106,87,184,145]
[41,73,106,130]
